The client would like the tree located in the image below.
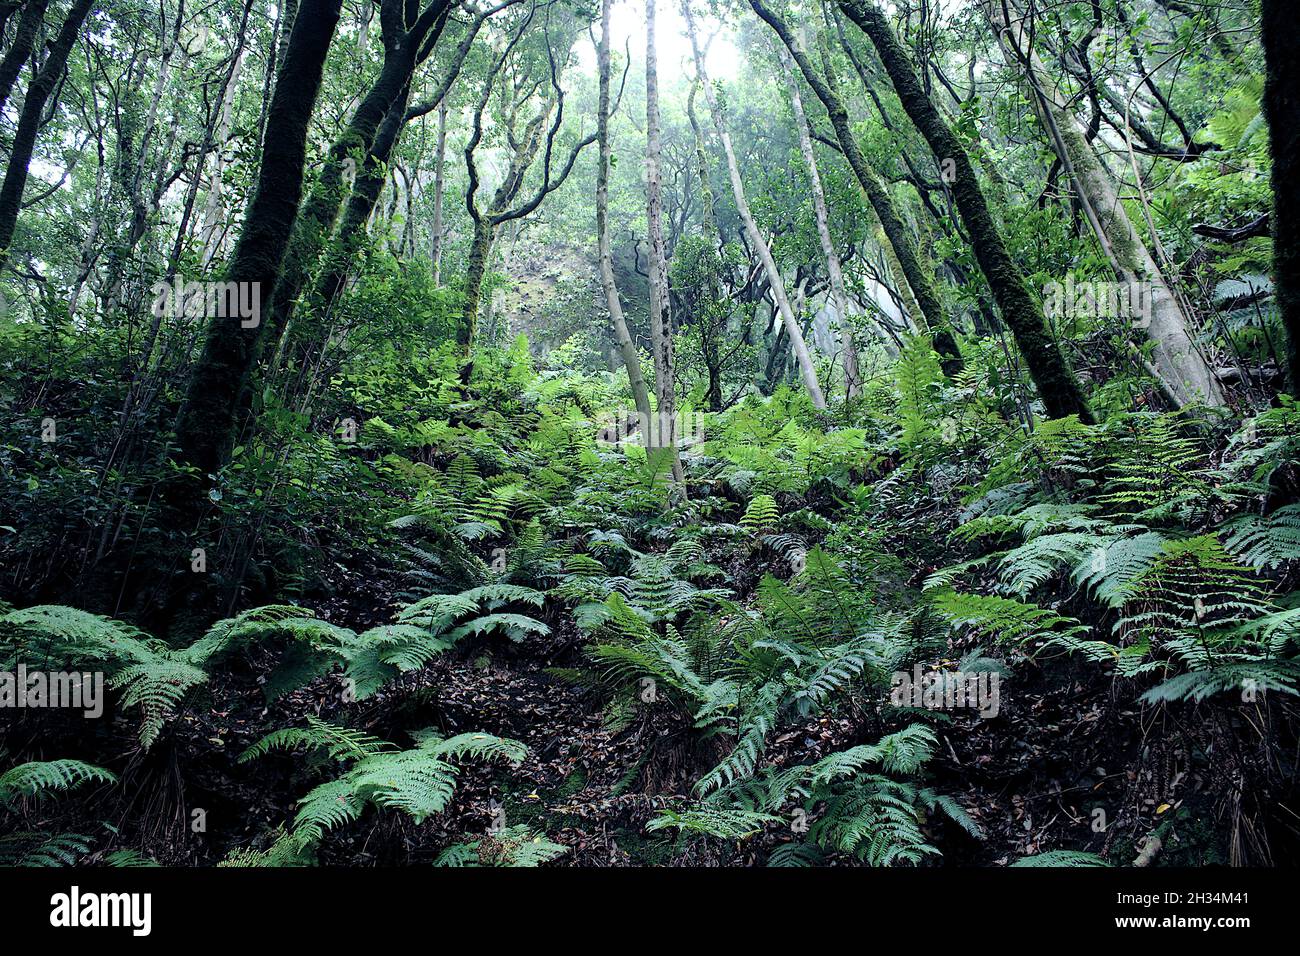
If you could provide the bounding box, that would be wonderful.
[290,1,513,365]
[172,0,345,481]
[459,5,596,353]
[645,0,688,477]
[259,0,457,354]
[1262,0,1300,393]
[777,44,860,400]
[836,0,1094,423]
[749,0,962,376]
[597,0,653,423]
[0,0,97,270]
[684,0,826,410]
[430,98,450,286]
[982,0,1225,408]
[0,0,50,115]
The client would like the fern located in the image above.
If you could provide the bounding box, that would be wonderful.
[1010,850,1109,867]
[218,827,318,867]
[238,715,392,763]
[741,494,780,532]
[647,806,782,840]
[0,759,116,804]
[932,591,1091,651]
[1221,505,1300,571]
[433,825,568,866]
[242,720,526,840]
[895,334,946,464]
[695,725,979,866]
[0,831,93,866]
[397,585,548,648]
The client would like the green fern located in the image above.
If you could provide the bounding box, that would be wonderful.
[0,831,94,866]
[1010,850,1109,867]
[433,825,569,866]
[647,806,782,840]
[0,759,116,804]
[242,719,526,840]
[741,494,780,533]
[1221,505,1300,571]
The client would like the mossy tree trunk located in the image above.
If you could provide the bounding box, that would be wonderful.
[1262,0,1300,394]
[983,0,1224,408]
[0,0,49,116]
[837,0,1094,423]
[259,0,454,352]
[298,84,415,365]
[172,0,344,480]
[459,218,495,352]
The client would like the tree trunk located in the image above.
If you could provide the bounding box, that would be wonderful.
[686,80,719,240]
[0,0,96,269]
[778,44,860,399]
[430,97,448,286]
[750,0,962,375]
[1262,0,1300,393]
[837,0,1094,423]
[646,0,686,479]
[685,1,826,410]
[301,84,415,344]
[686,79,730,411]
[172,0,344,480]
[260,0,452,353]
[984,0,1224,408]
[459,217,493,351]
[598,0,653,422]
[0,0,50,116]
[198,45,248,269]
[457,10,596,355]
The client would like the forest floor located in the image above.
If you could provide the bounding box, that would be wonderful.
[19,550,1214,869]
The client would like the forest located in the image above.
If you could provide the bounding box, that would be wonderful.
[0,0,1296,893]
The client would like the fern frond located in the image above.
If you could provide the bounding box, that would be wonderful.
[0,759,116,803]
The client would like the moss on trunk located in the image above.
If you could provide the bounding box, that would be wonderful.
[838,0,1094,423]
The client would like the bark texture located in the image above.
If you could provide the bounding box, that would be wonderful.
[838,0,1094,422]
[1262,0,1300,393]
[173,0,344,479]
